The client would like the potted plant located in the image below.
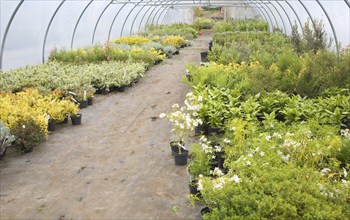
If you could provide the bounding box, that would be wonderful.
[159,104,202,165]
[0,121,15,159]
[11,118,47,153]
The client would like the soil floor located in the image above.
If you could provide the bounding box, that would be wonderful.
[0,34,211,220]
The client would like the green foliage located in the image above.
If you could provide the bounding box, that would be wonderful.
[182,19,350,219]
[11,118,47,153]
[142,23,198,40]
[213,19,268,33]
[187,144,212,178]
[201,165,349,219]
[193,18,215,30]
[290,19,332,54]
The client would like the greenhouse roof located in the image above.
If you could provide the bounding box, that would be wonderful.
[1,0,349,70]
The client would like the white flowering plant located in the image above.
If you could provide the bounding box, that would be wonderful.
[192,118,350,219]
[159,103,202,154]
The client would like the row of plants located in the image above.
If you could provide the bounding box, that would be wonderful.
[189,45,350,98]
[0,61,146,99]
[0,89,79,153]
[162,18,350,218]
[49,34,194,65]
[213,18,269,33]
[140,23,198,40]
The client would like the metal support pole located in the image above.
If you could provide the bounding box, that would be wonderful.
[71,0,93,49]
[42,0,66,63]
[92,2,112,44]
[0,0,25,70]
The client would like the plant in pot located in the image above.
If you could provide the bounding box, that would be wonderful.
[0,121,15,159]
[187,143,212,195]
[86,87,95,106]
[159,103,202,165]
[59,99,80,125]
[11,118,47,153]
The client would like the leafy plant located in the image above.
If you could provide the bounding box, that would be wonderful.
[0,121,15,156]
[11,118,47,153]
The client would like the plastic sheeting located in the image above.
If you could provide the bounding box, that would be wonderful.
[1,0,349,70]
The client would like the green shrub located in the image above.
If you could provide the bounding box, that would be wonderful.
[11,118,47,153]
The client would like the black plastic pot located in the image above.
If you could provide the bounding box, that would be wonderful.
[189,180,199,195]
[79,100,88,109]
[116,86,126,92]
[71,113,82,125]
[200,51,208,63]
[200,207,211,217]
[195,123,209,135]
[87,97,93,105]
[207,127,225,136]
[170,141,185,156]
[58,116,69,125]
[48,120,56,132]
[208,40,213,51]
[174,150,189,166]
[216,151,225,169]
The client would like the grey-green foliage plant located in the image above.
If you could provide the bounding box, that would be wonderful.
[0,121,15,156]
[163,45,177,57]
[0,61,146,94]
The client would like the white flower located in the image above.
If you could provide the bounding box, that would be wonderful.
[247,153,254,158]
[22,125,26,129]
[260,151,265,157]
[223,138,231,144]
[172,103,179,109]
[197,179,204,191]
[186,92,193,98]
[199,135,207,142]
[230,175,241,183]
[246,161,251,166]
[340,129,350,139]
[273,132,282,139]
[159,113,166,118]
[214,145,222,152]
[254,147,259,153]
[321,168,331,174]
[211,167,224,176]
[281,154,290,162]
[198,95,203,102]
[266,135,271,141]
[213,182,223,189]
[231,127,236,131]
[343,168,348,178]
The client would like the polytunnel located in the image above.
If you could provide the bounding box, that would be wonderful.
[0,0,349,70]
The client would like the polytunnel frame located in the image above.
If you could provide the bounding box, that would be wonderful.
[154,1,269,28]
[0,0,25,70]
[120,0,144,37]
[1,0,350,70]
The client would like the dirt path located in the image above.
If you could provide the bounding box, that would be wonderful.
[0,35,211,219]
